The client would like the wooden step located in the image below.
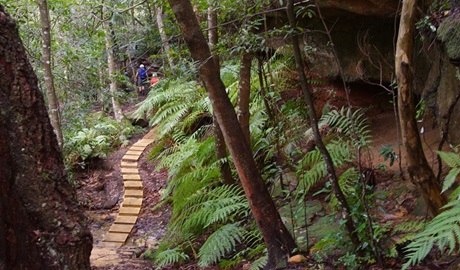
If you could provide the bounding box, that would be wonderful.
[121,162,137,168]
[103,232,129,243]
[125,150,143,156]
[109,224,135,234]
[123,198,143,207]
[122,155,140,161]
[121,168,139,174]
[128,145,145,151]
[118,207,141,216]
[124,189,143,198]
[123,174,141,180]
[133,140,154,147]
[124,181,142,189]
[114,215,138,224]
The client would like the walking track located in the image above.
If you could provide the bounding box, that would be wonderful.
[90,127,157,267]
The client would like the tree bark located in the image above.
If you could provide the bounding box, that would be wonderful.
[37,0,63,149]
[237,52,252,146]
[286,0,361,247]
[103,4,125,122]
[155,5,175,71]
[0,6,92,269]
[167,0,297,268]
[207,2,234,184]
[395,0,447,216]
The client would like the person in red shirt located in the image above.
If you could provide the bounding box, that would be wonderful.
[150,72,159,87]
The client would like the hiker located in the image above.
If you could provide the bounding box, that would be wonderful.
[150,72,159,88]
[135,64,147,95]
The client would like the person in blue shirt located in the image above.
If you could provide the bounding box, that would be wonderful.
[135,64,147,95]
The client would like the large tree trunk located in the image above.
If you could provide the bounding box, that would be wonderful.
[103,4,125,122]
[395,0,447,216]
[167,0,297,268]
[0,6,92,269]
[155,5,175,71]
[237,52,252,146]
[37,0,63,149]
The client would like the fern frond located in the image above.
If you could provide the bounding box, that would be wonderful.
[403,200,460,269]
[249,254,268,270]
[437,151,460,168]
[154,246,189,268]
[320,107,372,147]
[198,223,245,267]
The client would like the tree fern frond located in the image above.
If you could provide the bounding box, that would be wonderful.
[442,168,460,194]
[437,151,460,168]
[198,223,245,267]
[249,254,268,270]
[320,107,372,147]
[207,202,249,226]
[154,246,189,269]
[403,200,460,269]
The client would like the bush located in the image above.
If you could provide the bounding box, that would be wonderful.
[63,113,140,169]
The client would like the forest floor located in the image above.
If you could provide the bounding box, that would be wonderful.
[76,86,458,269]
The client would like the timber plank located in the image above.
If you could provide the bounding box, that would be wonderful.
[123,198,143,207]
[114,215,138,224]
[125,150,143,156]
[122,155,140,161]
[123,174,141,180]
[119,207,141,216]
[103,232,129,243]
[121,168,138,174]
[121,162,137,168]
[109,224,134,233]
[124,181,142,189]
[124,189,143,198]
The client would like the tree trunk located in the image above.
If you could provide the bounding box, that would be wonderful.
[286,0,361,247]
[103,4,125,122]
[167,0,297,268]
[207,2,234,184]
[155,5,175,71]
[0,6,92,269]
[237,52,252,146]
[37,0,63,149]
[395,0,447,216]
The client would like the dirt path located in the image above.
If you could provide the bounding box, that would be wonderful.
[76,126,170,269]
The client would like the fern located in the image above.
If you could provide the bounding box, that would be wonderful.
[296,141,354,197]
[249,254,268,270]
[198,223,245,266]
[403,150,460,269]
[154,246,189,268]
[320,107,372,147]
[402,200,460,269]
[134,79,210,139]
[437,151,460,193]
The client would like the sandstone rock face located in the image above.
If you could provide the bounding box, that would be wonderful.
[317,0,399,17]
[269,1,460,144]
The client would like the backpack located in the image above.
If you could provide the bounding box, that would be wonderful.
[139,68,147,79]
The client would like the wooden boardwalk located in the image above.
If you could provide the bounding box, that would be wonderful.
[90,127,157,267]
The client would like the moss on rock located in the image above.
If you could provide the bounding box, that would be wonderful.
[437,13,460,63]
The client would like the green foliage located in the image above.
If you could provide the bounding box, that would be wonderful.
[403,150,460,269]
[379,144,398,167]
[249,254,268,270]
[64,113,138,168]
[134,78,211,139]
[154,246,190,269]
[295,107,386,265]
[198,223,245,266]
[319,107,372,147]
